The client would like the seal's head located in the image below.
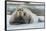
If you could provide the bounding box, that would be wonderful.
[16,9,26,17]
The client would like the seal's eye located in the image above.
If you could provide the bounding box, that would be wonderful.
[17,9,23,11]
[24,12,26,16]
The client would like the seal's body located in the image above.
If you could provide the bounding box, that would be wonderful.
[9,8,38,25]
